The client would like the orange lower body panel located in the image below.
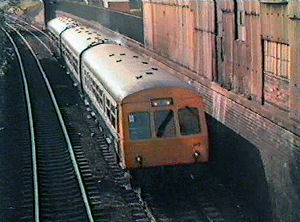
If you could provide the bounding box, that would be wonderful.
[123,135,209,169]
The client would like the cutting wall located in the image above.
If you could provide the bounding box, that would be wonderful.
[143,1,300,222]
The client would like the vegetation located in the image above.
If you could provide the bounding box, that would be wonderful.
[0,8,5,23]
[0,1,13,76]
[19,1,42,15]
[3,0,41,16]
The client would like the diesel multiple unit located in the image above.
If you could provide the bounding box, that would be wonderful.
[47,17,209,169]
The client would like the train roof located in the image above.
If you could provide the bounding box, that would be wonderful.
[82,44,194,102]
[47,17,78,37]
[61,26,112,57]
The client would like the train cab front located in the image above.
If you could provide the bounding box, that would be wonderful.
[121,88,209,169]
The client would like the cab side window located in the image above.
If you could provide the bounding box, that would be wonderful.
[178,108,201,136]
[129,112,151,140]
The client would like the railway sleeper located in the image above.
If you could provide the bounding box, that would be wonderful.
[38,167,75,176]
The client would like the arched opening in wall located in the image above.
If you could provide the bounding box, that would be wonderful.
[206,114,273,221]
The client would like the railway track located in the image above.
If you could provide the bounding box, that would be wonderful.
[0,28,32,221]
[3,19,154,222]
[3,18,256,222]
[2,25,93,221]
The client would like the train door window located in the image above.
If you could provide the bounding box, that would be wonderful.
[98,90,103,107]
[154,110,176,138]
[105,97,111,120]
[178,108,201,136]
[128,112,151,140]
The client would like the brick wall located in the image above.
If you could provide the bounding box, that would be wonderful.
[143,0,299,125]
[143,0,300,221]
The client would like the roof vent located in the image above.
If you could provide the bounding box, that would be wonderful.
[136,75,143,79]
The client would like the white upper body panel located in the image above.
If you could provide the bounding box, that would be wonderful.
[47,17,112,58]
[47,17,78,38]
[61,26,111,58]
[82,44,194,103]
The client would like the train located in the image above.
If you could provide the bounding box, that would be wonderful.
[47,17,209,169]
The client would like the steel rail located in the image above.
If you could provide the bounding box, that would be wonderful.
[6,14,51,40]
[7,19,52,54]
[6,23,95,222]
[1,26,39,222]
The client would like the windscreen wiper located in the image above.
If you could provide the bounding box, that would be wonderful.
[156,111,173,137]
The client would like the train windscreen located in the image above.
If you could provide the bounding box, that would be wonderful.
[154,110,176,138]
[178,108,201,135]
[129,112,151,140]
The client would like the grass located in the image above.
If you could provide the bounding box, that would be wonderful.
[19,1,42,15]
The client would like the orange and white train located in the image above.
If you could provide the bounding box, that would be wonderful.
[47,17,209,169]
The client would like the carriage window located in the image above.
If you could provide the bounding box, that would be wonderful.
[106,98,110,107]
[111,115,116,129]
[154,110,176,138]
[98,93,103,106]
[129,112,151,140]
[178,108,201,136]
[106,108,111,120]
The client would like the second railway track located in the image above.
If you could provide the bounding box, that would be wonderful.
[2,25,94,221]
[3,20,154,222]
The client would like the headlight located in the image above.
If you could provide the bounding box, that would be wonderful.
[135,155,143,167]
[193,151,201,162]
